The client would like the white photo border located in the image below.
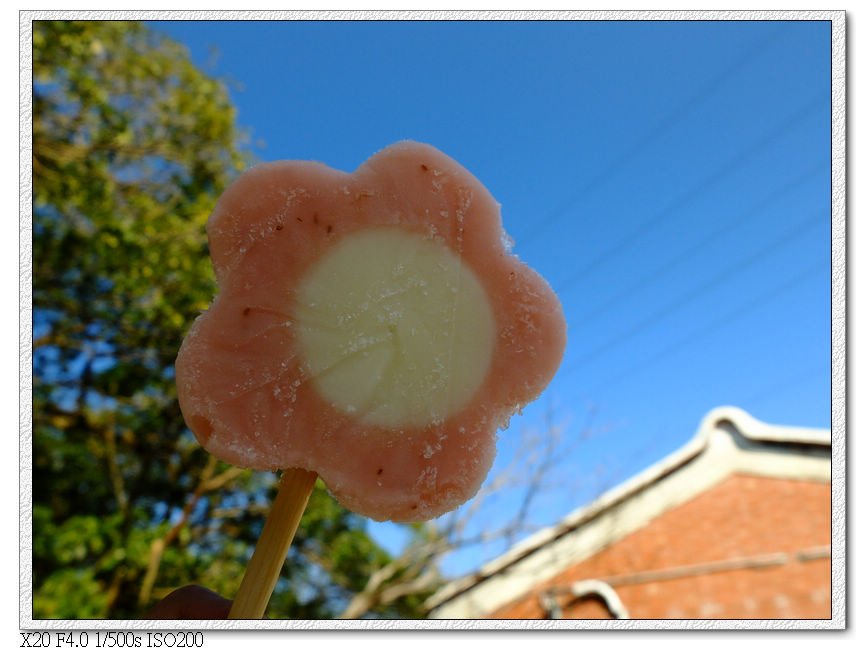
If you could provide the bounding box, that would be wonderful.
[19,9,847,631]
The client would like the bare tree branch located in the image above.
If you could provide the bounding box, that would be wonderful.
[335,402,595,619]
[138,454,222,606]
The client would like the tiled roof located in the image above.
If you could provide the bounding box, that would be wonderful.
[428,406,830,618]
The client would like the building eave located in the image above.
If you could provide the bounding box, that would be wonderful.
[428,406,830,618]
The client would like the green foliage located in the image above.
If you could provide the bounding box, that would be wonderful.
[32,20,435,620]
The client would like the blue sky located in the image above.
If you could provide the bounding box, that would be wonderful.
[150,19,832,574]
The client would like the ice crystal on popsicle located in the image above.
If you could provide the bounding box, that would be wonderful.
[175,141,566,522]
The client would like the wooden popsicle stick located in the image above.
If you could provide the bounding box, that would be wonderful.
[229,467,318,619]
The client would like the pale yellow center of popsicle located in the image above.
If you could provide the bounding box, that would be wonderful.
[294,228,495,429]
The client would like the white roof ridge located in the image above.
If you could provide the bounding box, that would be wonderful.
[428,405,830,611]
[707,405,831,446]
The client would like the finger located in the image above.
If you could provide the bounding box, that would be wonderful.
[144,584,233,620]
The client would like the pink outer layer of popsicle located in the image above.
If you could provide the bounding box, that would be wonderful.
[175,141,567,522]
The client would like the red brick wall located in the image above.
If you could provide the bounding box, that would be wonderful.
[492,474,831,619]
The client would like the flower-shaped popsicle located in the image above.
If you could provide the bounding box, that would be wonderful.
[176,141,566,522]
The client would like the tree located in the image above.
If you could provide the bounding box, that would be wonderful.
[335,404,595,619]
[32,20,415,619]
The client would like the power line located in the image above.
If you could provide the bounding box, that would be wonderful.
[587,259,827,395]
[739,362,827,411]
[569,162,828,328]
[517,25,789,250]
[556,93,827,292]
[559,209,824,377]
